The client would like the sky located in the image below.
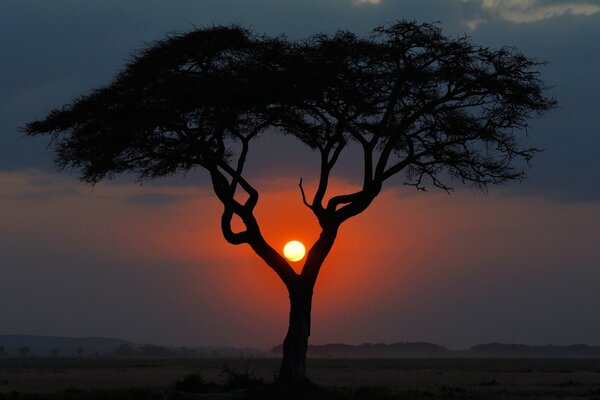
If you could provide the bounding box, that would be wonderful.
[1,0,599,350]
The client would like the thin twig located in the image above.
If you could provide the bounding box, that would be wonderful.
[299,177,313,210]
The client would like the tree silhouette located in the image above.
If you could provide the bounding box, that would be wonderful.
[24,22,555,392]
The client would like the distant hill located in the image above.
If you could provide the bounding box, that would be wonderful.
[0,335,131,356]
[272,342,450,358]
[0,335,266,358]
[468,343,600,358]
[4,335,600,358]
[272,342,600,358]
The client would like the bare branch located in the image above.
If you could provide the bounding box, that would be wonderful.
[230,134,250,197]
[327,139,346,170]
[210,165,299,288]
[298,177,313,210]
[326,191,363,212]
[220,207,249,245]
[217,161,259,211]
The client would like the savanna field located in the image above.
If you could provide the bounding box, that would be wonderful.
[2,357,600,399]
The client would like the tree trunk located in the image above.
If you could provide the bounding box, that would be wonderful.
[277,287,313,393]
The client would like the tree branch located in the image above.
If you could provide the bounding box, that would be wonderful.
[209,165,299,289]
[327,139,345,171]
[217,161,259,211]
[298,177,313,210]
[220,207,249,245]
[301,226,338,285]
[247,234,300,290]
[230,134,250,197]
[308,133,346,226]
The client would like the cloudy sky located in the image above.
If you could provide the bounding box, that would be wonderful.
[1,0,599,349]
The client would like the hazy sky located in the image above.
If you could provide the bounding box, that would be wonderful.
[1,0,599,349]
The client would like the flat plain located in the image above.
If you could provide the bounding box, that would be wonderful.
[2,357,600,399]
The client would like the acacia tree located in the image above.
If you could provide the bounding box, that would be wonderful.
[25,22,555,390]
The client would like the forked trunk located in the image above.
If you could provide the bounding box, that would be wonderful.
[277,287,313,394]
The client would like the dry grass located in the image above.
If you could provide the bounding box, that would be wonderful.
[1,358,600,399]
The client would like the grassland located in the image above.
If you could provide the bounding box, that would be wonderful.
[1,357,600,399]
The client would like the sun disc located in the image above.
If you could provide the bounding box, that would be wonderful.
[283,240,306,262]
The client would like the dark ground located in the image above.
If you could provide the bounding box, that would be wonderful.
[1,357,600,399]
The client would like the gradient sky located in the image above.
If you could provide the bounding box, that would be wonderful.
[1,0,599,349]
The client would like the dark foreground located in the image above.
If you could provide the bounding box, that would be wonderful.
[1,357,600,399]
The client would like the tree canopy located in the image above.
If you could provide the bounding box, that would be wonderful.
[25,22,554,202]
[24,21,556,388]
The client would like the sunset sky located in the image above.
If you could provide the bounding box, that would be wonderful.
[1,0,600,350]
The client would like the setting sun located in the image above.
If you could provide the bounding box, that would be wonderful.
[283,240,306,262]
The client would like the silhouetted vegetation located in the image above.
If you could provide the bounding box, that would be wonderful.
[173,366,263,394]
[1,357,600,399]
[25,20,556,393]
[222,364,264,390]
[174,373,219,393]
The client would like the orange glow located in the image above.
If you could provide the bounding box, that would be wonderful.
[3,171,600,346]
[283,240,306,262]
